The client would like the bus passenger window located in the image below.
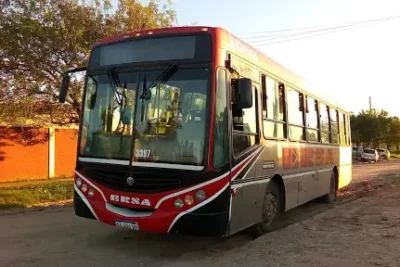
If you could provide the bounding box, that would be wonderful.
[330,109,339,144]
[320,103,331,143]
[262,75,286,139]
[232,82,258,156]
[339,112,346,145]
[306,96,319,142]
[287,87,305,141]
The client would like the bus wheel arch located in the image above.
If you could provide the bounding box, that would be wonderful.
[333,165,339,192]
[271,174,286,212]
[320,166,339,204]
[247,175,285,238]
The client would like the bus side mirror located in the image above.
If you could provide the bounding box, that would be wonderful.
[59,66,87,103]
[59,74,70,103]
[236,78,252,109]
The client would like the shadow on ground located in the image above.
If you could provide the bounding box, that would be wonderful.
[86,175,397,264]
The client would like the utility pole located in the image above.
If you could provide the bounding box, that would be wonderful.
[369,96,372,111]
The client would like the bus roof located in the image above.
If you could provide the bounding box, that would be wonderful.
[96,26,348,113]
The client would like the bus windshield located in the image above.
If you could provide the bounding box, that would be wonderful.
[79,67,209,167]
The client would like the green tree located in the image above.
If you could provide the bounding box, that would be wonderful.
[0,0,177,123]
[351,109,400,151]
[386,116,400,152]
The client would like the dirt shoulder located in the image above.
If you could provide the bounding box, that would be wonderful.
[1,166,400,267]
[163,180,400,267]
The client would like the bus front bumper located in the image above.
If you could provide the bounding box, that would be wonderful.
[74,189,229,236]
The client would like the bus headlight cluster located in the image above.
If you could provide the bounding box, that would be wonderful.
[88,188,95,197]
[174,198,184,209]
[195,190,206,202]
[173,190,206,209]
[184,195,194,206]
[75,177,95,198]
[81,183,88,193]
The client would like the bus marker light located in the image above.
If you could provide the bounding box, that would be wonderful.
[75,178,82,187]
[184,195,194,206]
[88,188,95,198]
[81,183,88,193]
[195,190,206,201]
[174,198,184,209]
[232,188,237,196]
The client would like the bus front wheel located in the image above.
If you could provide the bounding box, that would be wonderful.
[247,181,282,237]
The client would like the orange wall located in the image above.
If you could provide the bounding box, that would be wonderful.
[55,129,78,177]
[0,127,49,182]
[0,127,78,182]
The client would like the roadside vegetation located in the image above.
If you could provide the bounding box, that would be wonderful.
[0,178,73,209]
[351,109,400,153]
[0,1,180,209]
[0,0,178,127]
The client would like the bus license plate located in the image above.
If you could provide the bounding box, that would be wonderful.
[115,220,139,230]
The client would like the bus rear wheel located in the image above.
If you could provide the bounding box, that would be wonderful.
[247,181,282,238]
[320,171,337,204]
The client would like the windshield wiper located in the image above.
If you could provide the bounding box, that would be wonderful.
[106,68,130,133]
[139,63,178,123]
[106,67,124,105]
[139,63,178,101]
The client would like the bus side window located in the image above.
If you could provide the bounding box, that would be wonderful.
[262,75,286,139]
[320,103,331,143]
[330,108,339,144]
[213,68,229,168]
[339,112,348,145]
[231,79,258,156]
[287,87,305,141]
[346,114,351,145]
[306,95,319,142]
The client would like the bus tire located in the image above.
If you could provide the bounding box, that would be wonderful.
[247,181,282,238]
[320,171,337,204]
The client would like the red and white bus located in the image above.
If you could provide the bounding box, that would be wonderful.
[59,26,352,237]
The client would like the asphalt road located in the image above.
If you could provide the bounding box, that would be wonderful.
[1,160,399,267]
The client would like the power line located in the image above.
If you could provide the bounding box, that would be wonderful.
[238,15,400,43]
[244,22,371,42]
[239,15,400,37]
[249,17,397,45]
[238,25,324,36]
[247,15,400,46]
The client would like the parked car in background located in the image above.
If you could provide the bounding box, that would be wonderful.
[376,148,391,160]
[361,148,379,162]
[352,146,362,159]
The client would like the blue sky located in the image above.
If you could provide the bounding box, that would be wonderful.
[115,0,400,116]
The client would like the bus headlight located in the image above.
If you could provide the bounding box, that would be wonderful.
[88,188,95,198]
[195,190,206,202]
[75,178,82,187]
[184,195,194,206]
[174,198,184,209]
[81,183,88,193]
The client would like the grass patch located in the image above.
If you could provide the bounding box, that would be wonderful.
[391,154,400,159]
[390,175,400,185]
[0,179,74,209]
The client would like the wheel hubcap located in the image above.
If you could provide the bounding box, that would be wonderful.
[262,192,278,225]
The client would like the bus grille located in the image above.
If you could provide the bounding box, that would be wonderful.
[84,169,181,193]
